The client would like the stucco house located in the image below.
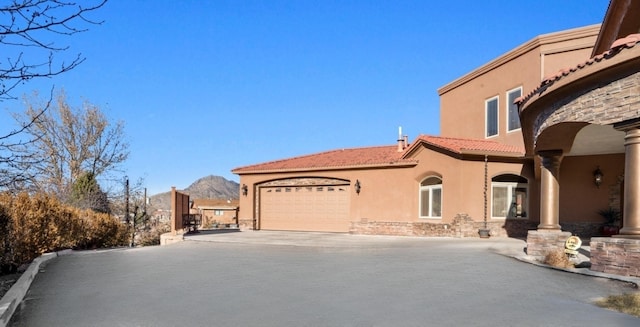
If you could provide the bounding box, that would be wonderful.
[233,24,602,236]
[233,1,640,276]
[516,0,640,276]
[192,198,239,227]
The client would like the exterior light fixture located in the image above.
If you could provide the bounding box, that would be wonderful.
[593,167,603,188]
[241,184,248,196]
[354,179,361,194]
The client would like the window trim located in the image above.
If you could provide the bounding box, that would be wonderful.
[506,87,522,133]
[419,177,443,219]
[490,181,528,220]
[485,96,499,138]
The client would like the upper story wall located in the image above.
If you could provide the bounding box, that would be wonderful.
[437,25,600,147]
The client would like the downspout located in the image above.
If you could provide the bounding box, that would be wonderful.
[484,155,489,230]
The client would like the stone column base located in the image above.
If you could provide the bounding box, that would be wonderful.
[238,219,255,231]
[591,237,640,277]
[160,232,184,246]
[526,230,572,260]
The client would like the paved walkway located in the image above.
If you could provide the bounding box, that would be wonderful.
[7,231,640,326]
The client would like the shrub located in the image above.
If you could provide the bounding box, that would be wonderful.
[543,249,574,269]
[136,223,170,246]
[75,209,130,250]
[0,192,129,273]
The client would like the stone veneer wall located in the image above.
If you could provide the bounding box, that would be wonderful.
[590,237,640,277]
[560,222,606,238]
[526,230,573,260]
[349,214,539,238]
[238,218,254,231]
[534,71,640,142]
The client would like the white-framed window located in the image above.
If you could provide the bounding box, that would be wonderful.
[485,96,499,138]
[420,176,442,219]
[491,174,528,219]
[214,210,224,216]
[507,87,522,132]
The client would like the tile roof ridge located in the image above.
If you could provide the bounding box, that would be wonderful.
[413,134,524,155]
[418,134,505,144]
[516,33,640,107]
[232,144,398,171]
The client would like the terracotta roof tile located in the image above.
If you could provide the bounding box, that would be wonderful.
[409,135,525,156]
[516,33,640,106]
[232,145,416,173]
[193,199,239,207]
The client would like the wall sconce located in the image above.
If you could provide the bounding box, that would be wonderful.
[593,166,603,188]
[354,179,361,194]
[241,184,248,196]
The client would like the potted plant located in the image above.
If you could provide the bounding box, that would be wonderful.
[598,207,621,236]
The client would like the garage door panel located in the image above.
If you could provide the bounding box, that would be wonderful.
[260,185,350,232]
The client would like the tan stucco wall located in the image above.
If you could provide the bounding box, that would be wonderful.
[237,148,534,229]
[439,49,538,147]
[439,26,599,148]
[559,154,625,223]
[201,209,237,226]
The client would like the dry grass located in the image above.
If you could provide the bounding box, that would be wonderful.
[596,293,640,317]
[543,249,575,269]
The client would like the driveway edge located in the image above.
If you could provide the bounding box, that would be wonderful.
[0,250,68,327]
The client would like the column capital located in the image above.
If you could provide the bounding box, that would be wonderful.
[614,118,640,132]
[536,149,563,158]
[537,150,563,171]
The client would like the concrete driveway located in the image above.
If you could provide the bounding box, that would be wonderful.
[9,231,640,326]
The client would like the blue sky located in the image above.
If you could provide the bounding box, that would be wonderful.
[1,0,610,195]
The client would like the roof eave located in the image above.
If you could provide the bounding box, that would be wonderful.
[438,24,601,96]
[233,161,418,175]
[460,149,525,158]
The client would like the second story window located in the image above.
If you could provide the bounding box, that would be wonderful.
[507,87,522,132]
[485,97,498,138]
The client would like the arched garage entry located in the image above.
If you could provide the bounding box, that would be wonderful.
[257,177,352,232]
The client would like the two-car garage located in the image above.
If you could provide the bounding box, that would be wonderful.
[258,179,351,233]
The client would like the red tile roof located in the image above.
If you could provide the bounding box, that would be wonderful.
[232,145,417,173]
[517,33,640,106]
[233,135,524,174]
[406,135,525,157]
[193,199,239,207]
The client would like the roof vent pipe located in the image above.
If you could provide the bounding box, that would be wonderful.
[397,126,404,152]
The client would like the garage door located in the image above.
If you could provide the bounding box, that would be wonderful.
[260,185,351,232]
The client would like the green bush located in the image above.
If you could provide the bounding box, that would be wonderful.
[0,192,129,273]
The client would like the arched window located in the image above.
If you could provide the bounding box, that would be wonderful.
[420,177,442,219]
[491,174,528,219]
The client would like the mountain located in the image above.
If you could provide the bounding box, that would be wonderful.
[148,175,239,210]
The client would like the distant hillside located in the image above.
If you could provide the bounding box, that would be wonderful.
[149,175,239,210]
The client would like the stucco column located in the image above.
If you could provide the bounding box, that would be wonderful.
[617,128,640,238]
[537,150,563,230]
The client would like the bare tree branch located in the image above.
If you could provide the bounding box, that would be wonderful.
[15,90,129,199]
[0,1,108,190]
[0,0,108,100]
